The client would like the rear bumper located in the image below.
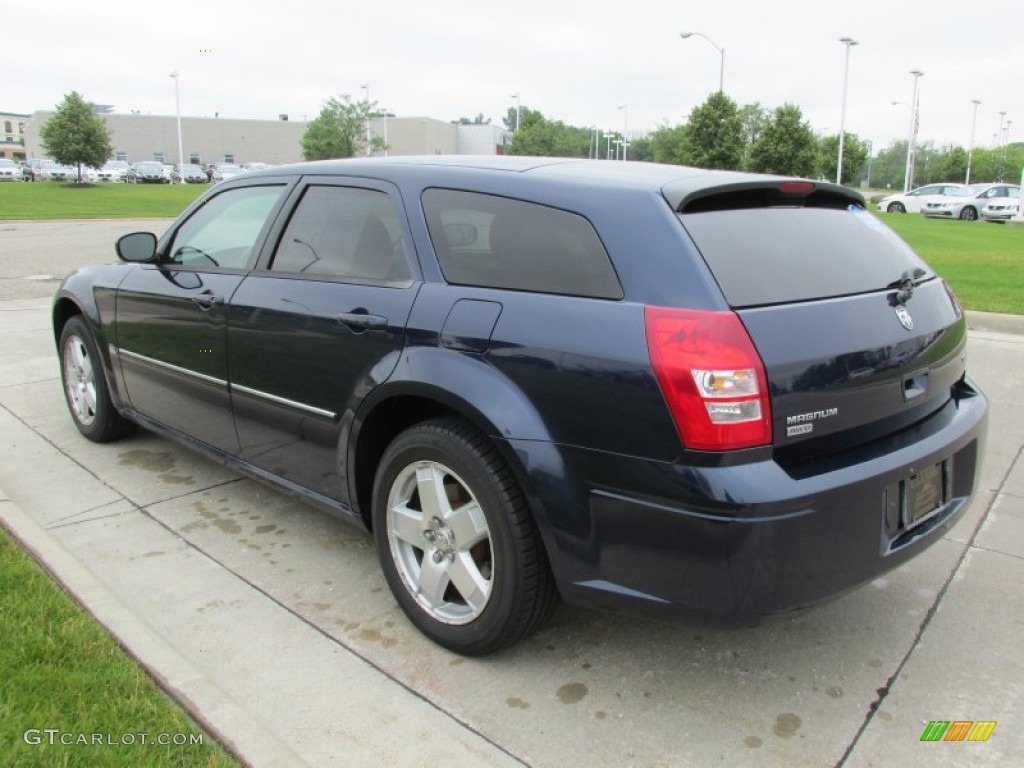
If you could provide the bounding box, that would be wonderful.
[535,379,988,620]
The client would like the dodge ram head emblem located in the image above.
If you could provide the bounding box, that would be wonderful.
[895,307,914,331]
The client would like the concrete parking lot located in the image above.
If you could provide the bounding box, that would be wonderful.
[1,219,1022,767]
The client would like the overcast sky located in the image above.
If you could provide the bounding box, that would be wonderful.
[10,1,1022,153]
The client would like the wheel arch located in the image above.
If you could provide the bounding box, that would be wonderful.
[347,349,572,569]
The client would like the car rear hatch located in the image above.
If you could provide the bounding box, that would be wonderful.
[664,179,968,464]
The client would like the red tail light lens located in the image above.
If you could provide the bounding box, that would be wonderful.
[645,307,772,451]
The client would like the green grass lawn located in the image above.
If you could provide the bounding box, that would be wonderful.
[0,525,240,767]
[879,213,1024,315]
[0,182,206,220]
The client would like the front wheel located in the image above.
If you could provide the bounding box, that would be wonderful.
[959,206,978,221]
[887,202,906,213]
[372,418,557,655]
[59,316,134,442]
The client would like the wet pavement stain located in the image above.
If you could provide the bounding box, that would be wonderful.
[556,682,588,704]
[358,628,397,648]
[118,449,175,472]
[744,736,763,748]
[141,551,165,558]
[506,697,530,709]
[183,501,242,534]
[594,710,607,720]
[254,524,277,534]
[158,472,195,485]
[773,713,802,738]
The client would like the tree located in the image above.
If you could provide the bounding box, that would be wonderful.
[680,92,745,170]
[648,123,688,165]
[817,133,869,185]
[300,95,385,160]
[506,109,592,158]
[738,103,769,169]
[453,113,490,125]
[936,146,969,184]
[748,104,818,177]
[39,92,113,183]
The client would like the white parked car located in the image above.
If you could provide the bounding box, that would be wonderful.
[96,161,130,182]
[876,183,966,214]
[981,188,1021,223]
[36,160,74,182]
[0,158,24,181]
[921,183,1020,222]
[210,163,244,183]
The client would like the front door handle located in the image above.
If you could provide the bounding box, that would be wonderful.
[191,292,225,310]
[337,310,388,332]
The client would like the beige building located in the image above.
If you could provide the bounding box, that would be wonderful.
[0,111,30,160]
[22,111,511,165]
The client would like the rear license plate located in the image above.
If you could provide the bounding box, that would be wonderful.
[907,462,945,524]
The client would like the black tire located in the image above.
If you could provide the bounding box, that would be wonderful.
[372,417,557,655]
[887,202,906,213]
[959,206,978,221]
[59,316,134,443]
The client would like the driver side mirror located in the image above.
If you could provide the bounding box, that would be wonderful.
[116,232,158,263]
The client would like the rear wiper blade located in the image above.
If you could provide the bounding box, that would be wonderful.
[887,267,927,304]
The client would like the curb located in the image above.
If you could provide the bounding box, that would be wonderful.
[0,492,307,768]
[966,310,1024,336]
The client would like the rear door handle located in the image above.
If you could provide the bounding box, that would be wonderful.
[191,292,225,310]
[337,310,388,332]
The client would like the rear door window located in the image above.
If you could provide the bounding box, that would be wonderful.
[269,185,411,284]
[680,205,932,308]
[422,189,623,299]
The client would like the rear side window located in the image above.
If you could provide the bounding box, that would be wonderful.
[680,206,933,308]
[422,189,623,299]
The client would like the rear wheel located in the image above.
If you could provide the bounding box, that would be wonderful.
[959,206,978,221]
[372,417,557,655]
[59,316,134,442]
[887,202,906,213]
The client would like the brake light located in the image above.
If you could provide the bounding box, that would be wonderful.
[645,307,772,451]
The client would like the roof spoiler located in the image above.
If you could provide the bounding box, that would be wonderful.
[664,179,865,214]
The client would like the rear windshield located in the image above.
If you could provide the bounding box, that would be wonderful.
[679,206,933,308]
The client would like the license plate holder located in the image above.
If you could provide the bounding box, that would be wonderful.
[906,462,946,527]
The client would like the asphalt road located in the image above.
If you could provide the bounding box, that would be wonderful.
[1,220,1021,767]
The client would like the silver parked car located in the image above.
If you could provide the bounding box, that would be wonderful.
[172,163,208,183]
[921,183,1021,221]
[981,188,1021,223]
[0,158,25,181]
[96,161,130,182]
[876,183,966,214]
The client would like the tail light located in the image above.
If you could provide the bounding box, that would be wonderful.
[645,307,772,451]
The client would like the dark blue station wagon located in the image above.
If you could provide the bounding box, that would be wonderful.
[53,157,988,655]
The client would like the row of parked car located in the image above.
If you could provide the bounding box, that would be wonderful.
[4,159,273,184]
[876,182,1021,223]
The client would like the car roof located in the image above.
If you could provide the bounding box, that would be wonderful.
[241,156,863,209]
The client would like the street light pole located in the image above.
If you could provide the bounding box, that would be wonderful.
[169,71,185,184]
[510,93,521,132]
[617,104,628,160]
[836,37,858,185]
[966,99,981,184]
[679,32,724,93]
[903,70,923,192]
[360,83,371,156]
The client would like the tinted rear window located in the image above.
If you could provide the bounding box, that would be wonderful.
[422,189,623,299]
[680,206,933,308]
